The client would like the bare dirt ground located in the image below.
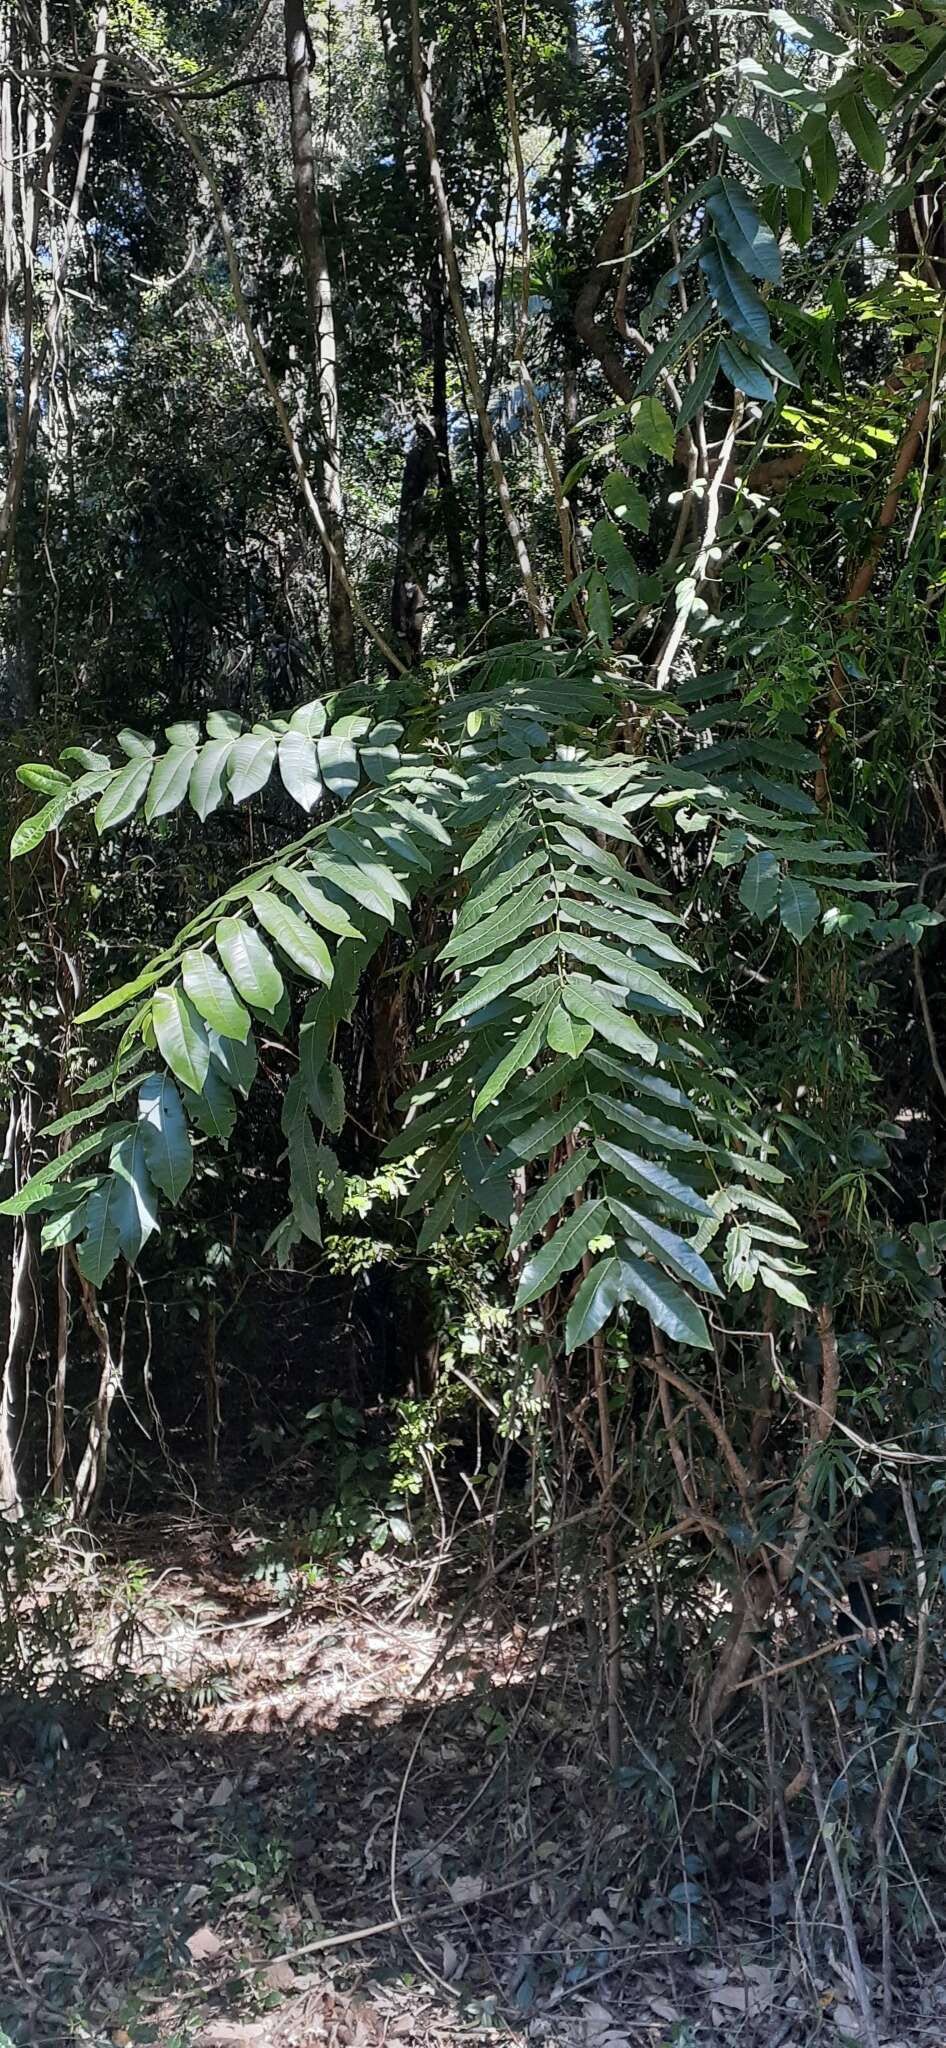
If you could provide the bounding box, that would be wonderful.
[1,1514,945,2048]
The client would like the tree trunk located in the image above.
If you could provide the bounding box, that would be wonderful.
[428,258,469,621]
[391,417,439,662]
[284,0,357,686]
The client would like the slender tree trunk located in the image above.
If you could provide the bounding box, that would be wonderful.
[71,1263,120,1522]
[428,258,469,620]
[284,0,357,686]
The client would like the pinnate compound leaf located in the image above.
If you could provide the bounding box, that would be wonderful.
[215,916,284,1013]
[182,949,251,1042]
[138,1074,192,1202]
[516,1199,611,1309]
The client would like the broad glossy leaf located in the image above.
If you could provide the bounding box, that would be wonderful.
[838,91,885,171]
[590,519,639,598]
[109,1131,159,1262]
[274,869,361,938]
[152,988,210,1094]
[317,734,359,797]
[739,849,780,919]
[77,1177,123,1286]
[602,472,650,532]
[473,993,557,1118]
[592,1093,702,1154]
[250,892,333,982]
[10,787,77,857]
[441,931,558,1023]
[509,1147,591,1253]
[713,111,803,188]
[706,179,781,281]
[565,1253,636,1350]
[0,1121,134,1216]
[189,738,233,821]
[700,240,770,348]
[16,763,70,795]
[117,728,155,759]
[182,1066,237,1144]
[182,948,251,1042]
[145,746,197,822]
[94,755,153,834]
[616,1249,713,1349]
[289,699,327,738]
[563,982,659,1061]
[719,338,775,402]
[516,1198,611,1309]
[138,1074,192,1202]
[227,731,277,803]
[779,874,820,941]
[278,729,323,811]
[596,1136,713,1218]
[610,1198,720,1295]
[207,1027,258,1098]
[804,112,839,203]
[215,915,284,1013]
[317,857,397,924]
[632,395,675,459]
[547,1003,593,1058]
[306,1058,345,1132]
[206,709,242,739]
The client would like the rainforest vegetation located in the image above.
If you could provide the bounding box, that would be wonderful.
[3,0,946,2040]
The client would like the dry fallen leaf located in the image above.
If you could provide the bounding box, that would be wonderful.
[210,1775,235,1808]
[263,1959,298,1991]
[447,1873,484,1905]
[187,1922,223,1961]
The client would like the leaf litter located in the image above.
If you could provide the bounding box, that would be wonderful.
[1,1516,945,2047]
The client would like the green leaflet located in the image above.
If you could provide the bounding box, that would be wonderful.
[16,763,70,795]
[739,849,780,919]
[117,728,154,758]
[609,1198,721,1296]
[317,857,397,924]
[317,735,359,798]
[94,755,153,834]
[274,869,362,939]
[215,915,284,1013]
[189,739,233,821]
[278,729,323,811]
[602,472,649,532]
[509,1146,592,1253]
[144,746,198,822]
[614,1248,713,1349]
[250,891,334,983]
[591,1092,702,1154]
[631,395,675,459]
[719,338,775,403]
[547,1004,593,1058]
[779,873,820,941]
[596,1137,713,1219]
[289,699,327,739]
[441,931,558,1023]
[562,982,659,1061]
[473,993,558,1118]
[77,1177,123,1286]
[181,949,251,1042]
[516,1198,611,1309]
[565,1253,637,1350]
[562,935,702,1022]
[152,987,211,1094]
[838,91,885,171]
[137,1074,192,1203]
[207,1027,258,1098]
[109,1131,159,1262]
[803,114,839,203]
[10,788,77,857]
[706,178,781,282]
[227,731,277,802]
[713,111,803,188]
[441,877,551,965]
[182,1067,237,1144]
[700,240,771,349]
[0,1121,135,1217]
[591,519,639,598]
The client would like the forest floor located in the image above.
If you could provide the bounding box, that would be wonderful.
[1,1510,945,2048]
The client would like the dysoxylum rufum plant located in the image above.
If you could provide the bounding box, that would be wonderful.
[5,0,943,1366]
[2,613,899,1357]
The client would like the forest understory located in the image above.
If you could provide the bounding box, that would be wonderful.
[5,1490,946,2048]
